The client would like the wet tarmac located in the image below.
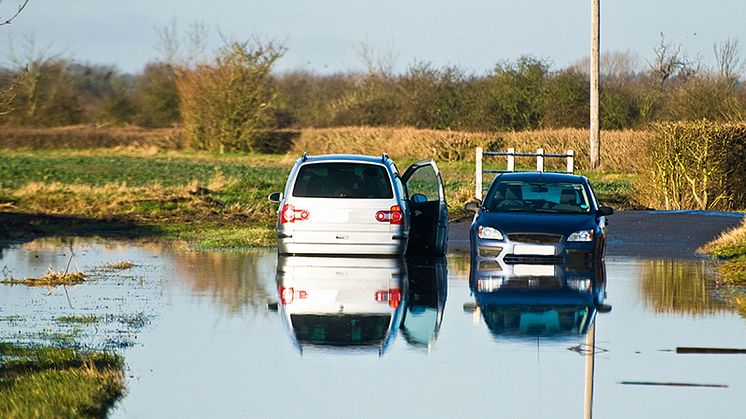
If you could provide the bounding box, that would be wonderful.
[449,210,745,259]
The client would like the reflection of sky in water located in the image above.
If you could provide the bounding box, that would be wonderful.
[1,242,745,419]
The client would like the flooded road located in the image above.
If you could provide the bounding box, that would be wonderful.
[1,241,745,419]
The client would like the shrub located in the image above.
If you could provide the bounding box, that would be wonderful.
[133,62,180,127]
[647,120,746,210]
[175,39,285,152]
[0,59,83,126]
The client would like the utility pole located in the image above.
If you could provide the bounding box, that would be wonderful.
[590,0,601,169]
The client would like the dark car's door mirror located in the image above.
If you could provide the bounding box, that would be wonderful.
[464,201,480,213]
[597,206,614,216]
[596,304,613,313]
[268,192,283,202]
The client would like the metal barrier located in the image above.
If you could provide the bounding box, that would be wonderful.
[475,147,575,200]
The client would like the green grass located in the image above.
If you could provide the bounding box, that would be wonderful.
[582,171,642,208]
[0,343,125,419]
[56,315,100,325]
[700,219,746,285]
[0,151,289,189]
[1,148,642,248]
[718,257,746,284]
[0,149,290,248]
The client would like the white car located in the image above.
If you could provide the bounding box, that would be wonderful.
[269,153,448,256]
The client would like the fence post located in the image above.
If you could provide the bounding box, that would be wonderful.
[507,147,515,172]
[536,148,544,172]
[567,150,575,174]
[475,147,483,200]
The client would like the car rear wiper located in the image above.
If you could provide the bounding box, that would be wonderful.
[534,208,559,213]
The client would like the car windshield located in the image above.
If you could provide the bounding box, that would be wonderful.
[483,180,591,213]
[292,162,393,199]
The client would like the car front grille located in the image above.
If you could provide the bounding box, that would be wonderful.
[504,254,565,265]
[507,233,563,244]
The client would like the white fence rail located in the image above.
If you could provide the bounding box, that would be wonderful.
[475,147,575,200]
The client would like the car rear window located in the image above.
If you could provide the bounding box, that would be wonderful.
[290,314,391,346]
[292,163,393,199]
[484,180,591,213]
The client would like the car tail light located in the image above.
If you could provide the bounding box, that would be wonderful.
[280,204,310,223]
[280,287,307,304]
[375,288,402,308]
[375,205,403,225]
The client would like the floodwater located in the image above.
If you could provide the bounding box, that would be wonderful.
[1,240,745,419]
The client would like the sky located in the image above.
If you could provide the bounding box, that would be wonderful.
[2,0,745,75]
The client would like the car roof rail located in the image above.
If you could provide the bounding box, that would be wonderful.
[302,152,308,162]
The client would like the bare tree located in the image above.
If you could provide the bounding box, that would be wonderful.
[714,37,742,81]
[0,0,30,27]
[571,50,640,79]
[649,33,699,85]
[358,39,396,78]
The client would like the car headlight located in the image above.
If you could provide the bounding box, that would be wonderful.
[567,278,591,291]
[567,229,594,242]
[477,226,504,240]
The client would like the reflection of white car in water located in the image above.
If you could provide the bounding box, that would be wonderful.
[400,257,448,350]
[276,256,406,355]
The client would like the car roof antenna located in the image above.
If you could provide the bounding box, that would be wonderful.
[302,152,308,162]
[381,152,389,162]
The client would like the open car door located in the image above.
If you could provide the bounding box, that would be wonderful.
[402,160,448,255]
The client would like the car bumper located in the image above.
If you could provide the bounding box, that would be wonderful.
[278,240,406,256]
[472,237,598,267]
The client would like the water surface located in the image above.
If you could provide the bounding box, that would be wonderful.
[1,241,744,419]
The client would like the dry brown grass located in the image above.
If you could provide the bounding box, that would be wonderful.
[1,125,653,174]
[0,125,184,149]
[288,126,497,162]
[639,260,728,316]
[101,261,134,270]
[8,179,262,220]
[2,268,86,287]
[289,126,653,173]
[699,218,746,257]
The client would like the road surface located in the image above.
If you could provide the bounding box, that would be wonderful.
[448,210,745,259]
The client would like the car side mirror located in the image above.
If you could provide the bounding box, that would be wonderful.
[463,302,478,313]
[464,201,480,213]
[268,192,283,203]
[597,206,613,216]
[596,304,612,313]
[411,193,427,204]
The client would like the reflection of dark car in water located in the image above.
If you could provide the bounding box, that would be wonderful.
[467,259,609,339]
[400,257,448,350]
[276,256,406,355]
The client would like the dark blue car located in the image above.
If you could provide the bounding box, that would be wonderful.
[467,172,613,268]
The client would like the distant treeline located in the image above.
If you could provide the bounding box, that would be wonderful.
[1,35,745,149]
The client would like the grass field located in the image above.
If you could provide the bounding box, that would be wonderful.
[0,144,641,248]
[700,218,746,285]
[0,343,125,418]
[0,148,294,248]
